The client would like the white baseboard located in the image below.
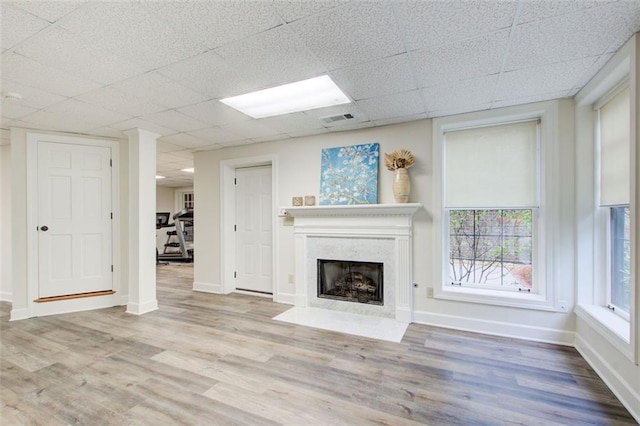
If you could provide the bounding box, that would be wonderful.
[10,307,30,321]
[126,299,158,315]
[575,335,640,423]
[0,292,12,302]
[413,310,575,346]
[276,292,295,305]
[193,281,222,293]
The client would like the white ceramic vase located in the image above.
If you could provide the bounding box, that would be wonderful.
[393,168,410,203]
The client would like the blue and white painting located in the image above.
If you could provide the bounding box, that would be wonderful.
[319,143,379,205]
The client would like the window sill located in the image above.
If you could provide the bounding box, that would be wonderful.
[437,286,556,311]
[575,304,631,353]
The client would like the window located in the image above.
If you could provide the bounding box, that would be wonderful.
[444,120,540,294]
[449,209,532,291]
[598,85,631,321]
[609,206,630,318]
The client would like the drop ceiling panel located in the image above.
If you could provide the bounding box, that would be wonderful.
[57,2,205,70]
[18,109,97,133]
[187,126,246,145]
[76,87,165,117]
[159,133,213,149]
[40,99,129,128]
[506,4,635,71]
[290,2,405,70]
[331,53,417,100]
[177,100,252,127]
[109,118,177,137]
[110,72,208,109]
[157,141,186,153]
[1,4,49,50]
[214,26,327,92]
[411,30,509,88]
[220,120,283,139]
[9,0,87,23]
[1,100,37,119]
[273,0,349,23]
[422,75,498,113]
[1,53,100,97]
[146,1,281,50]
[0,79,67,109]
[517,1,604,25]
[140,110,210,133]
[15,27,144,85]
[355,90,425,121]
[261,112,325,134]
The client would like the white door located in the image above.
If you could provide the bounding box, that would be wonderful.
[235,166,272,294]
[37,141,113,298]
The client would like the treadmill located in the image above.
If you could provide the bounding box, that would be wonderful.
[157,208,194,262]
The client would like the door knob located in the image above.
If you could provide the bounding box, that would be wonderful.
[40,226,48,232]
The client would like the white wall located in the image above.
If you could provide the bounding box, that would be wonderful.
[195,110,576,345]
[0,144,11,301]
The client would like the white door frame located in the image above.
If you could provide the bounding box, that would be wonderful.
[26,132,121,318]
[220,154,278,299]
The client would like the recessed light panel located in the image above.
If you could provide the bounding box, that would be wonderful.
[220,75,350,118]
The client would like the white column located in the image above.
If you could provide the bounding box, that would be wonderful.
[125,128,159,315]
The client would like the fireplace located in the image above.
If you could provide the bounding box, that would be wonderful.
[318,259,383,305]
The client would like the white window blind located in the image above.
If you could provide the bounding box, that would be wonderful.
[444,120,539,209]
[599,87,630,206]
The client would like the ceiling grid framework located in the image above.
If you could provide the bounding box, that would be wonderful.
[1,0,639,186]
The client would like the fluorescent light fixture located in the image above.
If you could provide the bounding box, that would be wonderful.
[156,175,165,179]
[220,75,350,118]
[181,168,194,173]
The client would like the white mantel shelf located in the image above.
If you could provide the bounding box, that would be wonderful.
[284,203,422,218]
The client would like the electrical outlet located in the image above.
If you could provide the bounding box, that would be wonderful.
[427,287,434,298]
[559,300,568,312]
[288,274,295,284]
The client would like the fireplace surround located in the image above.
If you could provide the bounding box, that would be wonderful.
[286,204,421,322]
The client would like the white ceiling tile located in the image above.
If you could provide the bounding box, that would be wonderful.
[159,50,248,99]
[302,103,369,121]
[496,57,597,100]
[158,133,212,149]
[76,87,165,117]
[57,2,205,69]
[422,75,498,112]
[326,120,375,132]
[187,126,245,145]
[1,100,38,119]
[156,141,185,153]
[1,4,50,50]
[273,0,349,23]
[177,100,251,127]
[193,144,223,152]
[214,26,327,92]
[287,127,330,138]
[220,121,283,139]
[86,126,124,139]
[506,3,633,71]
[428,102,493,119]
[290,2,405,69]
[373,113,427,127]
[260,112,325,134]
[411,30,509,88]
[15,26,144,85]
[110,72,208,109]
[109,118,178,136]
[0,79,66,109]
[18,109,96,133]
[1,52,100,97]
[568,53,615,95]
[43,99,129,127]
[251,134,292,144]
[395,0,517,51]
[331,53,417,100]
[145,1,281,50]
[140,110,209,133]
[517,0,612,25]
[9,0,87,23]
[355,90,425,121]
[491,91,571,109]
[218,139,264,148]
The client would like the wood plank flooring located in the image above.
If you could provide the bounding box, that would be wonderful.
[1,263,636,425]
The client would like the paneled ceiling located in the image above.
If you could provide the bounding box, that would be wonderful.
[2,0,640,187]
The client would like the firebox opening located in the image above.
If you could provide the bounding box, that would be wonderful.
[317,259,383,305]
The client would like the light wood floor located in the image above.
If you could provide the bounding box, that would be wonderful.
[1,264,636,425]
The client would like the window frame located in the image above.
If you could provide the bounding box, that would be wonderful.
[606,205,631,321]
[432,102,560,312]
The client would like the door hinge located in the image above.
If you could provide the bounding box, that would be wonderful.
[234,225,237,231]
[234,178,237,185]
[234,271,237,278]
[110,212,113,219]
[110,159,112,167]
[111,265,114,272]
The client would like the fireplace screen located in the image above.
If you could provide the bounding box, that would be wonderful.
[317,259,383,305]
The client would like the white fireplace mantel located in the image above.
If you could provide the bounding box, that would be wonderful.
[287,203,422,324]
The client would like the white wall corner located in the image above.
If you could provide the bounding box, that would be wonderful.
[126,299,159,316]
[414,309,576,346]
[9,308,29,321]
[575,335,640,423]
[193,281,223,294]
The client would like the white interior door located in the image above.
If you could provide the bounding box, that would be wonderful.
[235,166,272,294]
[37,141,113,298]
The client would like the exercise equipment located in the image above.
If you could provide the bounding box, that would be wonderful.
[157,208,194,263]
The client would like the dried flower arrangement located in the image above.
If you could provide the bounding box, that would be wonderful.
[384,149,415,171]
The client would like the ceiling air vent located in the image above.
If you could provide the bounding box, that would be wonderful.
[320,113,354,126]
